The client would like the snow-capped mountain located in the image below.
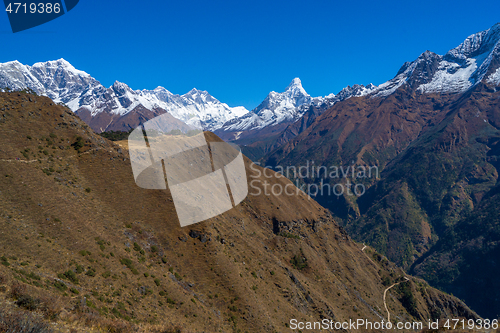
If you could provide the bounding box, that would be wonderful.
[0,59,101,106]
[1,24,499,137]
[0,59,248,132]
[219,78,332,133]
[217,78,378,138]
[367,23,500,97]
[313,23,500,107]
[334,83,376,100]
[216,23,500,146]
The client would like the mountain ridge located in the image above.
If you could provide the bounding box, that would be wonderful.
[0,59,249,132]
[240,23,500,162]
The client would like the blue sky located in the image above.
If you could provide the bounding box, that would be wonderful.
[1,0,499,110]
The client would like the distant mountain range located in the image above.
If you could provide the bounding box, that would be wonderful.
[233,23,500,159]
[1,23,499,138]
[0,59,347,136]
[0,61,402,137]
[0,59,248,132]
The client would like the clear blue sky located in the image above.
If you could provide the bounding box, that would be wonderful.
[1,0,499,110]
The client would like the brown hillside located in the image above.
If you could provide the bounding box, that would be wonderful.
[0,91,477,332]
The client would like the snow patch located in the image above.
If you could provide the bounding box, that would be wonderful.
[487,67,500,86]
[417,59,477,93]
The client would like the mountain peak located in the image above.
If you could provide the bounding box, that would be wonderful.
[420,50,439,58]
[187,87,201,94]
[286,77,302,89]
[153,86,168,92]
[0,60,26,71]
[446,23,500,61]
[32,58,90,77]
[112,80,130,90]
[284,77,308,99]
[185,88,211,98]
[54,58,71,65]
[33,58,70,67]
[336,84,376,100]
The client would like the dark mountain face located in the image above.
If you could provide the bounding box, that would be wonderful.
[350,82,500,263]
[237,105,326,161]
[264,84,500,315]
[404,51,442,88]
[75,104,192,133]
[411,182,500,319]
[262,85,471,232]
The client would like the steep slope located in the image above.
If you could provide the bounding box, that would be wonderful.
[240,104,324,161]
[411,182,500,319]
[0,59,248,132]
[349,82,500,265]
[263,86,460,218]
[0,91,476,332]
[263,84,500,273]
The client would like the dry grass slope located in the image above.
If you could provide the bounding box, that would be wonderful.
[0,91,478,332]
